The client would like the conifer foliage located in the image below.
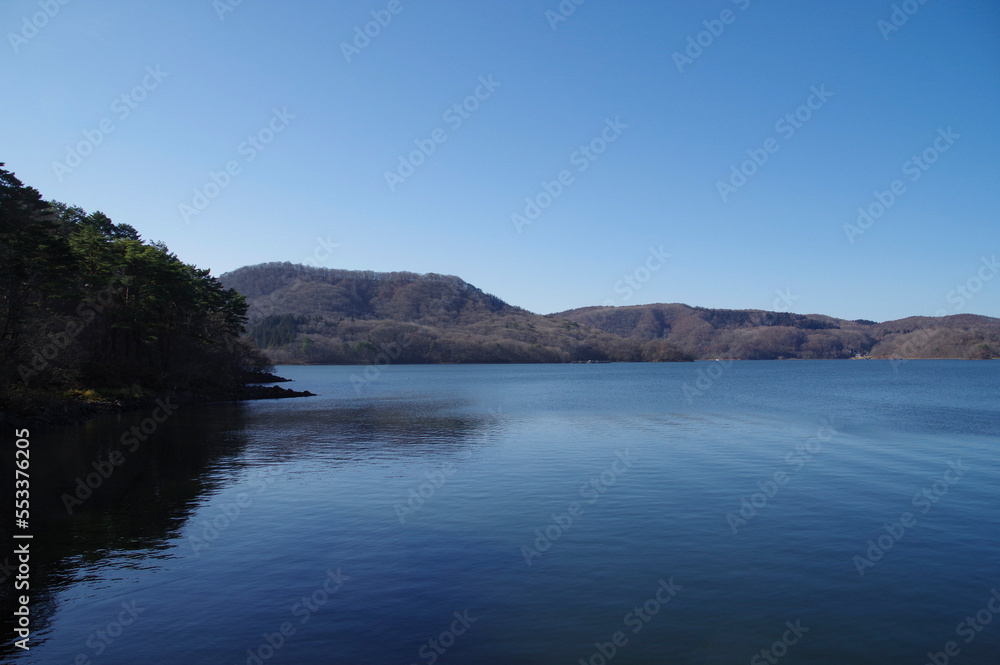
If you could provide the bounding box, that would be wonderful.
[0,164,270,412]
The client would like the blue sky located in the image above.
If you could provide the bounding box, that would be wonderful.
[3,0,998,321]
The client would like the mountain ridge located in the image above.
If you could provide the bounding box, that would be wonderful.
[553,304,999,360]
[219,263,999,363]
[219,262,692,364]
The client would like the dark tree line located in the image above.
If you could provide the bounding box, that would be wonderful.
[0,164,270,414]
[250,314,308,349]
[693,308,839,331]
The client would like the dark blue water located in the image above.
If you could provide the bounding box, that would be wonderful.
[6,361,1000,664]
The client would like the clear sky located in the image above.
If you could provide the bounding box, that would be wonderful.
[3,0,998,321]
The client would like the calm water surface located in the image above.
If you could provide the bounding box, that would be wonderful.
[4,361,999,664]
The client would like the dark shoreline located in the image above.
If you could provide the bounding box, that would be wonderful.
[1,379,316,431]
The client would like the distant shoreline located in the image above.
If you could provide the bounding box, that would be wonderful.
[11,357,992,430]
[270,357,995,365]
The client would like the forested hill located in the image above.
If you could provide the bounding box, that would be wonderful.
[221,262,516,324]
[221,263,998,363]
[218,263,692,364]
[553,305,1000,360]
[0,164,283,422]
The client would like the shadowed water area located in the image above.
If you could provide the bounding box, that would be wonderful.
[3,360,998,664]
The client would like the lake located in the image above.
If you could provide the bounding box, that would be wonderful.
[4,361,999,664]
